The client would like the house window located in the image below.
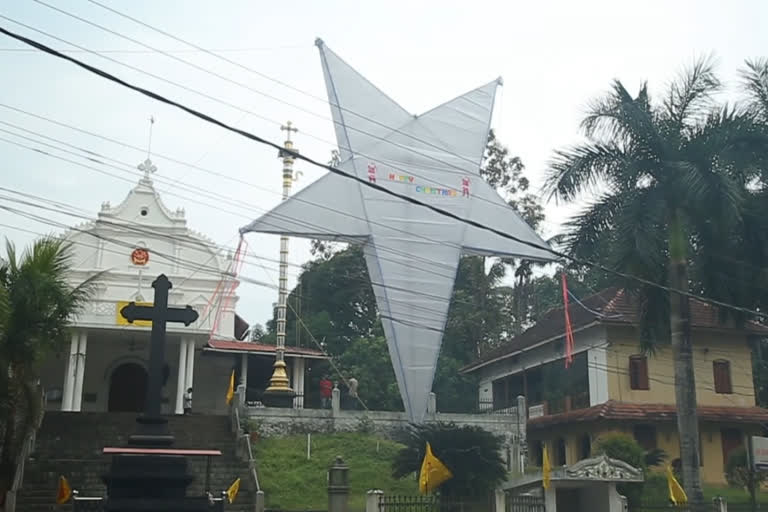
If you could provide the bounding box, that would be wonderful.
[629,355,649,390]
[530,440,543,467]
[556,438,567,466]
[580,434,591,460]
[713,360,732,394]
[633,424,657,451]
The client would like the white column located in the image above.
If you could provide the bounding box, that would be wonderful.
[588,347,609,406]
[175,338,189,415]
[544,486,557,512]
[72,332,87,412]
[240,353,249,388]
[61,333,78,411]
[292,358,305,409]
[184,338,195,391]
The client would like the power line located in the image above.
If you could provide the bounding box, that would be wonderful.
[13,6,521,218]
[6,207,764,415]
[0,115,472,277]
[0,129,466,282]
[1,24,766,324]
[0,192,458,321]
[0,46,304,54]
[84,0,513,183]
[5,106,765,304]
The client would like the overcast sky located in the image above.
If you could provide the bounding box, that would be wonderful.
[1,0,766,329]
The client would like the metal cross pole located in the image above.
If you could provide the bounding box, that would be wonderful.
[120,274,198,444]
[263,122,299,406]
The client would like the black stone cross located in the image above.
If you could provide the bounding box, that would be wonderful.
[120,274,198,445]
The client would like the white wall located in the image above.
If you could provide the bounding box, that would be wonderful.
[587,346,609,406]
[476,325,607,406]
[65,177,238,340]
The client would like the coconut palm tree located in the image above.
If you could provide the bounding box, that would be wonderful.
[544,58,768,510]
[0,237,96,504]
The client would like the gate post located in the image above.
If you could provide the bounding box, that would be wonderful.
[328,456,349,512]
[366,489,383,512]
[494,489,505,512]
[713,496,727,512]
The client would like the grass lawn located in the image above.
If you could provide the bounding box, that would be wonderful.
[252,433,418,509]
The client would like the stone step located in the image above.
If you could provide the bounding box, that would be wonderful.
[16,412,257,511]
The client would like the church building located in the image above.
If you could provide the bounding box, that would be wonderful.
[39,158,323,415]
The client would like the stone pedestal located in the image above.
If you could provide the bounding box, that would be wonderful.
[261,388,296,408]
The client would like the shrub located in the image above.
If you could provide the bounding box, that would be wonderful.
[592,432,647,507]
[392,422,505,498]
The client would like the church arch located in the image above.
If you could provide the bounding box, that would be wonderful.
[108,362,148,412]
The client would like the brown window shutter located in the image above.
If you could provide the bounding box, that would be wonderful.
[714,360,732,394]
[629,355,649,390]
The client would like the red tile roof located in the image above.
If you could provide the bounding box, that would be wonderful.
[207,339,327,358]
[528,400,768,430]
[461,288,768,373]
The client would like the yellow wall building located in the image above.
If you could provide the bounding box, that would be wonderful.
[462,288,768,486]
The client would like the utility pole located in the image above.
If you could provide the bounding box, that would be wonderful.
[262,121,299,407]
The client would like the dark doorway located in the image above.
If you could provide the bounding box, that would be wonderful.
[108,363,147,412]
[721,428,743,470]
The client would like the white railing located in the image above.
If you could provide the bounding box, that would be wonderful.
[528,404,544,419]
[230,387,261,493]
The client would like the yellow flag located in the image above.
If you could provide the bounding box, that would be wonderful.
[418,442,453,495]
[56,475,72,504]
[226,477,241,504]
[226,370,235,405]
[542,445,551,490]
[666,465,687,505]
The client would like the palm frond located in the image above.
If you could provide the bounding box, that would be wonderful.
[560,189,634,259]
[663,55,721,131]
[582,81,665,157]
[740,58,768,122]
[544,142,628,202]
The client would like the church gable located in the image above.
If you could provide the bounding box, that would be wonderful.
[98,159,186,229]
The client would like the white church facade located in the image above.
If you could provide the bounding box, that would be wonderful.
[39,159,322,415]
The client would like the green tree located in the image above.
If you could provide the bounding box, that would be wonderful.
[0,238,95,503]
[545,58,768,510]
[726,448,766,512]
[337,336,400,411]
[392,422,506,498]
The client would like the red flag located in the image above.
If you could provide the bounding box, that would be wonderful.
[561,273,575,368]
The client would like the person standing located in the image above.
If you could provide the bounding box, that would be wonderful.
[347,377,359,410]
[319,376,332,409]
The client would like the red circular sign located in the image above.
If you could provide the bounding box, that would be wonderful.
[131,248,149,266]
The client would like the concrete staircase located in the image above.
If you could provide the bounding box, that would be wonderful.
[15,412,256,512]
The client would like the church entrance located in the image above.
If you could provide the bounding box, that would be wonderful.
[108,363,147,412]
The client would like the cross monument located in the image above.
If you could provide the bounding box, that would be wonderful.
[120,273,198,445]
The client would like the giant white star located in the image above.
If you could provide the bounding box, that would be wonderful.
[241,39,553,421]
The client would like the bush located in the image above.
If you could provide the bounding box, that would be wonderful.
[592,432,647,470]
[392,422,505,498]
[642,472,669,503]
[726,447,766,500]
[592,433,647,507]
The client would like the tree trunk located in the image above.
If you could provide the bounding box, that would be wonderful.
[668,212,705,510]
[0,380,18,507]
